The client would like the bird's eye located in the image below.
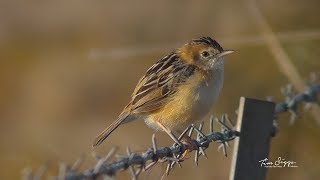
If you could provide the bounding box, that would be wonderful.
[201,51,210,58]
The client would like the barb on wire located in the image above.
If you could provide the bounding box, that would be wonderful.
[270,74,320,135]
[275,78,320,121]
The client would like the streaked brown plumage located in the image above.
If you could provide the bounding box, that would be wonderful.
[93,37,234,147]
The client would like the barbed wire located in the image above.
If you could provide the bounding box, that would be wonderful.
[23,74,320,180]
[23,116,239,180]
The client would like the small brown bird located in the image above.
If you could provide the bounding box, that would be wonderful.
[93,37,234,147]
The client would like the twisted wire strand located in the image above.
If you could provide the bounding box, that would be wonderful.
[60,121,239,179]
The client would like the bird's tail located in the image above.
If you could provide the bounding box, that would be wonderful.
[92,112,131,147]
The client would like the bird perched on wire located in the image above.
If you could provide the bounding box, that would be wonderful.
[93,36,234,147]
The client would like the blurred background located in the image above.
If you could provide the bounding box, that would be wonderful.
[1,0,320,179]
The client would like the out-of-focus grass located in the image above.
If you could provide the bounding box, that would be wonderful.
[0,0,320,179]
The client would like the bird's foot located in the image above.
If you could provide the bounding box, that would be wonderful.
[180,136,198,159]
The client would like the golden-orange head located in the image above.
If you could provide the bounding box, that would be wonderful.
[177,37,234,70]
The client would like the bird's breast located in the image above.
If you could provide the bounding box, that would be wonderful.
[146,67,224,132]
[190,68,224,119]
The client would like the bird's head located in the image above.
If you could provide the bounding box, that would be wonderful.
[178,37,234,71]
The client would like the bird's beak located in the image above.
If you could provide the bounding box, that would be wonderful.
[217,50,235,59]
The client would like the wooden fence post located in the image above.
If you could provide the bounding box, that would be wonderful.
[229,97,275,180]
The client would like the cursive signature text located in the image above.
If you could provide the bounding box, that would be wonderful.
[259,157,298,168]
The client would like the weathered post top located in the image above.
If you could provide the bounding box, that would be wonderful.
[229,97,275,180]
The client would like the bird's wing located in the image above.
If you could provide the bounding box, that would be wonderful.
[125,52,196,114]
[93,53,196,147]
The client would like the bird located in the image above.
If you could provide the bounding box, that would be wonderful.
[93,36,234,147]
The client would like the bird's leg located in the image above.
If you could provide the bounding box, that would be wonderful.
[155,121,181,146]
